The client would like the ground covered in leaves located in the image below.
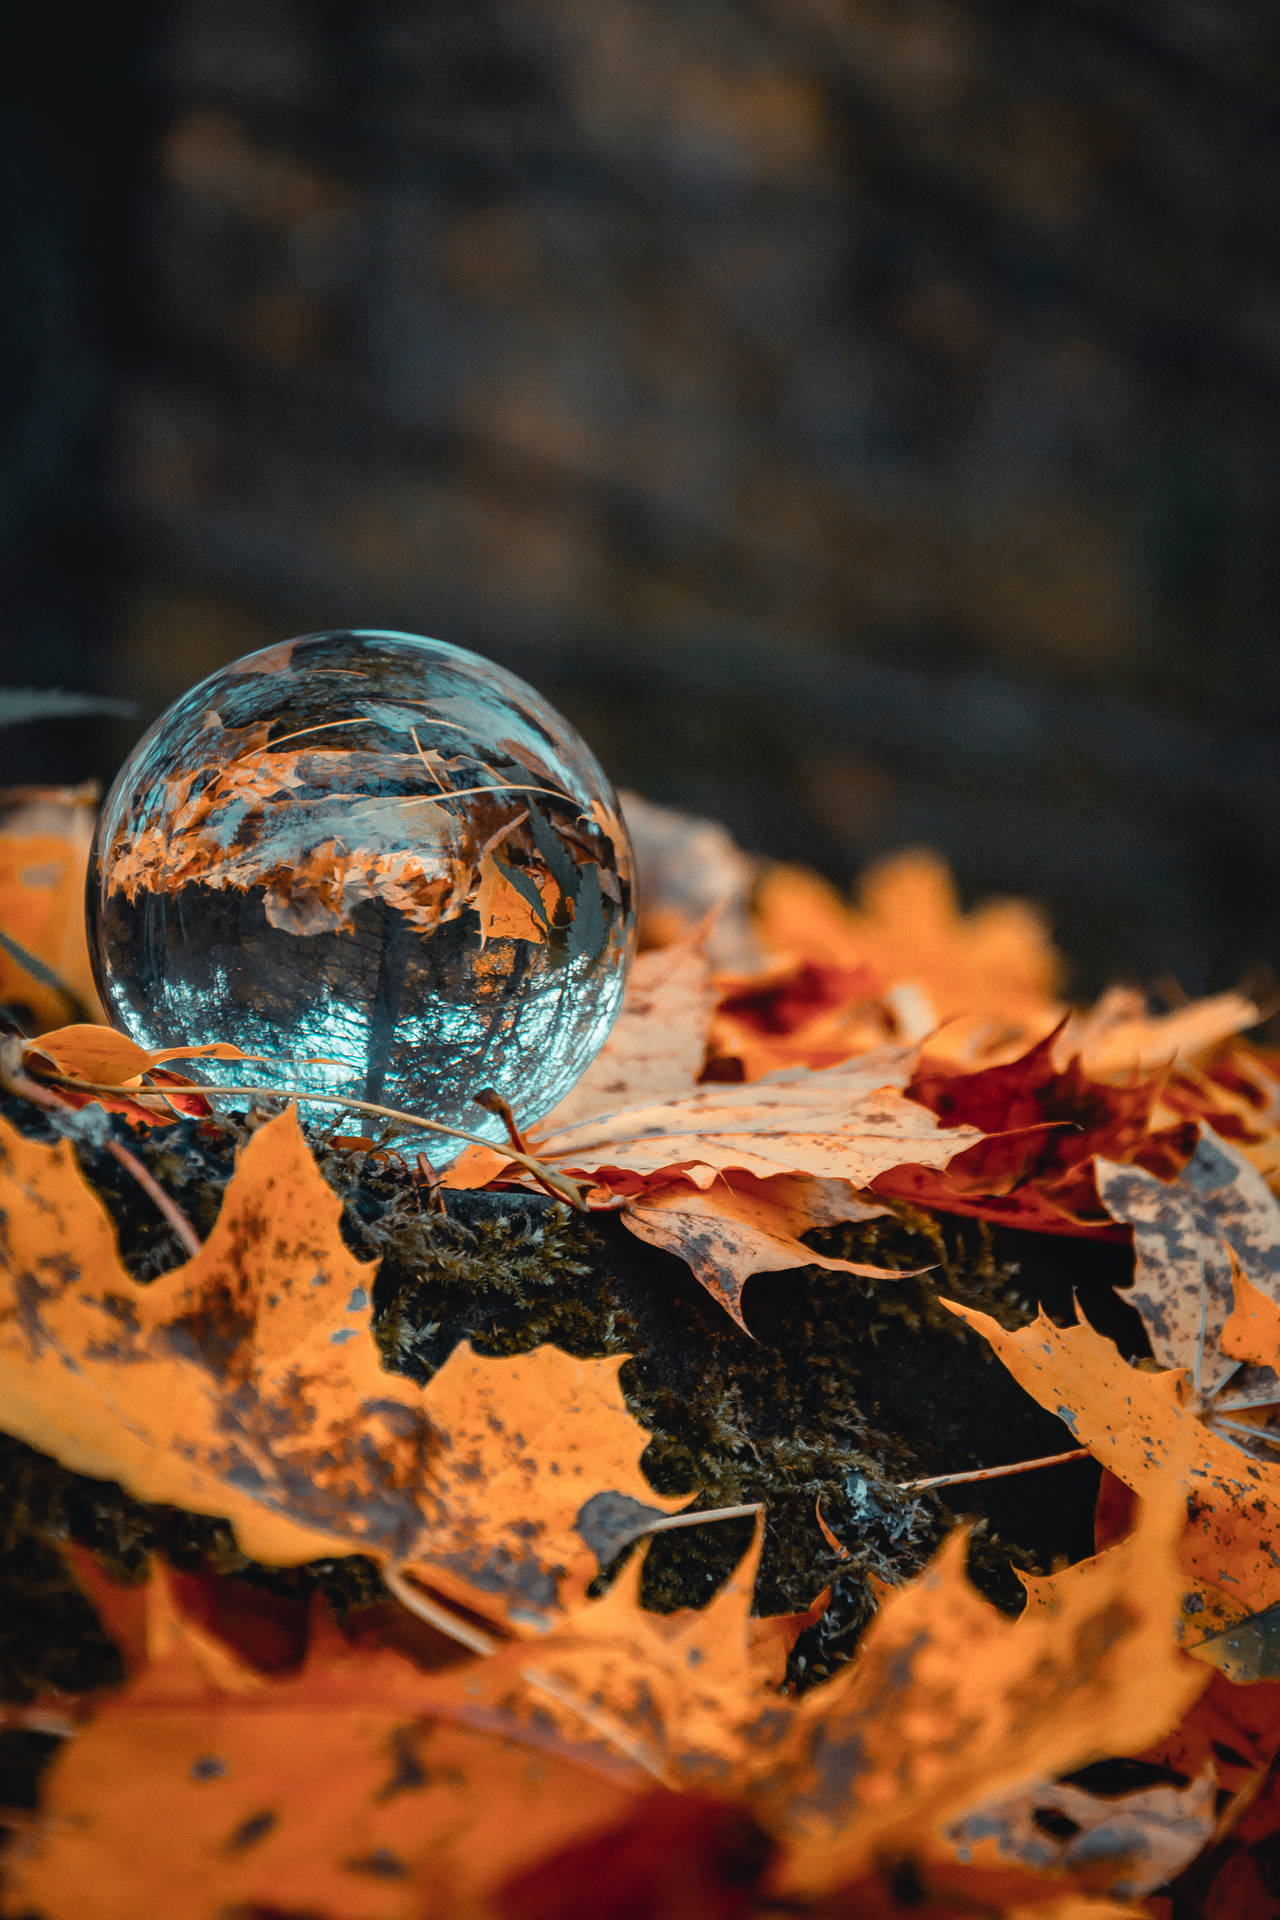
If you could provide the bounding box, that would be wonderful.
[4,782,1280,1918]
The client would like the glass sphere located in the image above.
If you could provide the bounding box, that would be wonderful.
[88,630,635,1162]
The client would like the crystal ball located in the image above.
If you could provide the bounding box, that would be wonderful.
[88,630,635,1162]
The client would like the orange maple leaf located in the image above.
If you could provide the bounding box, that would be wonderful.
[18,1022,259,1124]
[431,1526,798,1789]
[0,1565,638,1920]
[945,1297,1280,1640]
[749,1472,1204,1896]
[0,784,104,1026]
[754,848,1065,1044]
[621,1171,896,1330]
[0,1106,680,1630]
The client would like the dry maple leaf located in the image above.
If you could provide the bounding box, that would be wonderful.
[748,1471,1205,1898]
[431,1527,799,1788]
[528,1048,972,1186]
[0,1565,640,1920]
[946,1767,1216,1902]
[945,1299,1280,1642]
[753,849,1065,1044]
[18,1022,260,1124]
[874,1028,1172,1239]
[446,1050,950,1325]
[0,1105,680,1630]
[0,784,103,1025]
[1094,1127,1280,1388]
[536,926,717,1131]
[621,1171,894,1330]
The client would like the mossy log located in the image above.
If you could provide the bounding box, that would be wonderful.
[0,1097,1147,1811]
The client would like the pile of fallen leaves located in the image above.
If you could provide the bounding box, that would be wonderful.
[4,784,1280,1917]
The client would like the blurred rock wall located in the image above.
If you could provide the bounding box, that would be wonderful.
[8,1,1280,994]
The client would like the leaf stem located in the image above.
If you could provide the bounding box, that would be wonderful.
[632,1502,763,1537]
[383,1568,499,1656]
[1,1042,202,1255]
[34,1076,591,1211]
[900,1447,1091,1492]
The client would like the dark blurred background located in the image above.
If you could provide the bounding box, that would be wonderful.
[4,0,1279,997]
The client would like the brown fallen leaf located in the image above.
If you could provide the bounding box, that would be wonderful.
[622,1171,894,1330]
[0,1105,680,1631]
[945,1299,1280,1637]
[751,1470,1205,1898]
[537,926,716,1130]
[446,1049,954,1320]
[946,1768,1216,1900]
[530,1048,975,1186]
[1095,1127,1280,1387]
[0,783,103,1026]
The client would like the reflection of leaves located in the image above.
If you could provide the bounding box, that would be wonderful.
[526,800,580,903]
[566,860,605,965]
[494,854,553,934]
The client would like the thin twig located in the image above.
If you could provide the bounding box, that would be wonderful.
[631,1502,763,1537]
[1211,1391,1280,1415]
[901,1447,1091,1492]
[2,1043,202,1255]
[344,782,574,812]
[34,1076,591,1211]
[383,1568,499,1656]
[0,1705,77,1737]
[0,925,92,1023]
[100,1139,202,1257]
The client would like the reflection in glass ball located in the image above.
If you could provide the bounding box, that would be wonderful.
[88,630,635,1162]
